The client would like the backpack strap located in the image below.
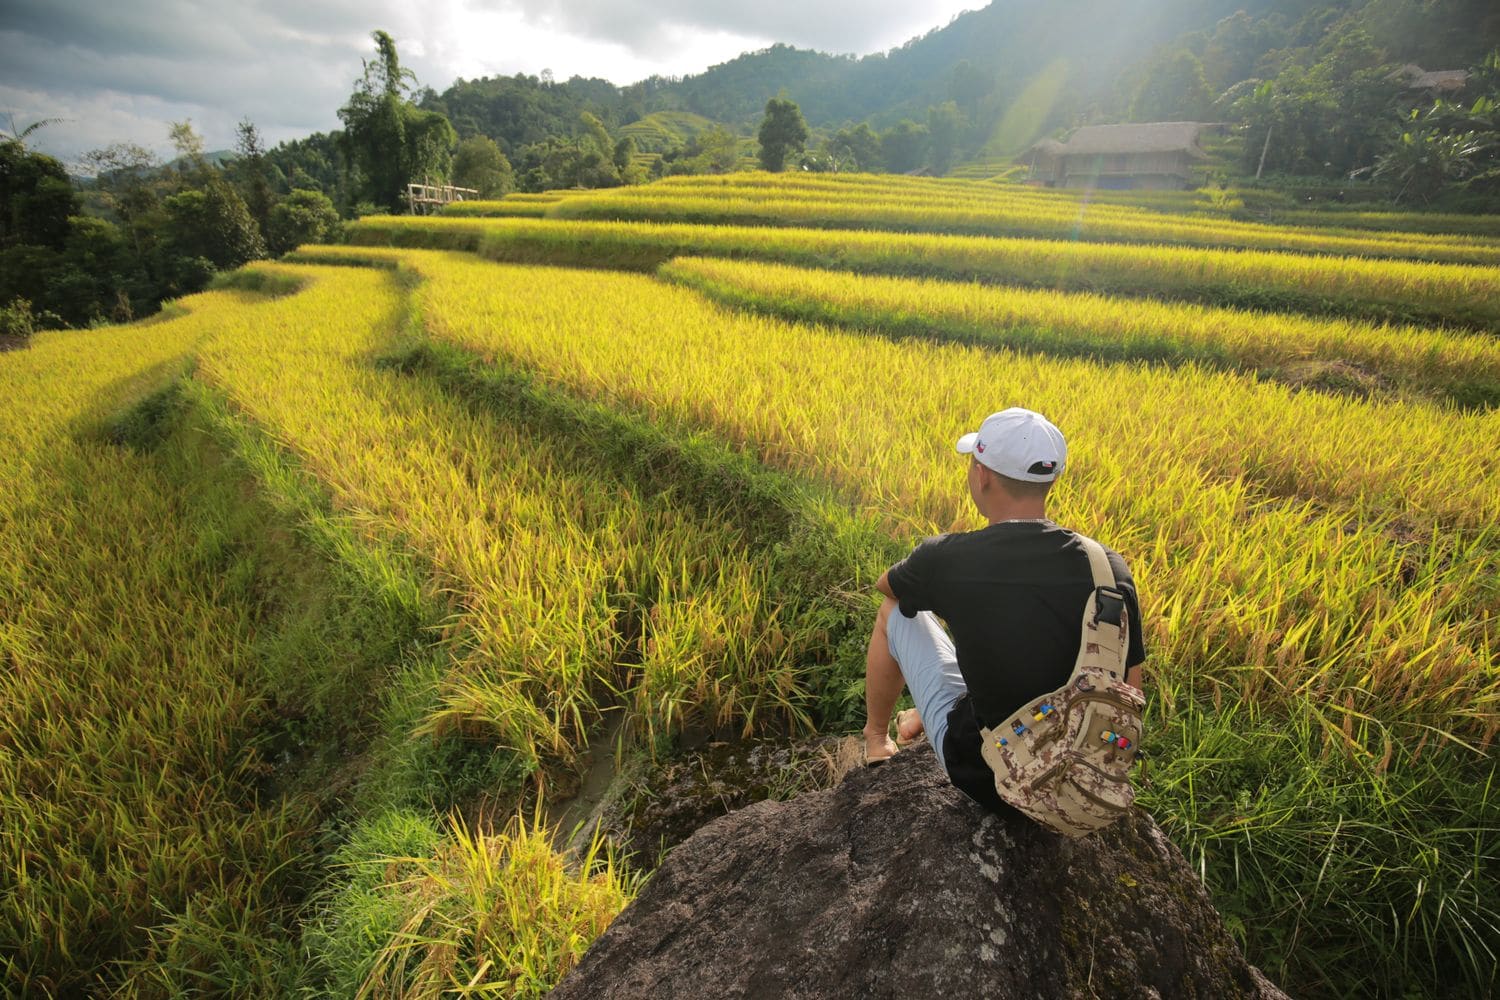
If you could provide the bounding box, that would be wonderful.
[1077,532,1117,590]
[1071,534,1129,681]
[976,531,1144,837]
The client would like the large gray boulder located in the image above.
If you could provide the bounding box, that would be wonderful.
[550,742,1287,1000]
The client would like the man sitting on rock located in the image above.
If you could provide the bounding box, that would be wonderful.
[861,407,1145,816]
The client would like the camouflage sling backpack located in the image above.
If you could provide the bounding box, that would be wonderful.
[977,533,1144,838]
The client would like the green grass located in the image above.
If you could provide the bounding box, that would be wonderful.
[303,808,636,998]
[1141,677,1498,997]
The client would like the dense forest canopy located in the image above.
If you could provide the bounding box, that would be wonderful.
[410,0,1498,132]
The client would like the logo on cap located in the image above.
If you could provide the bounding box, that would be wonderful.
[975,441,986,453]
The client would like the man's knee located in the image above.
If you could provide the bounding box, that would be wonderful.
[873,594,898,638]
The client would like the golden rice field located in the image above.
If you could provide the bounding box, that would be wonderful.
[447,172,1500,264]
[507,171,1500,242]
[656,254,1500,405]
[5,171,1498,998]
[552,171,1500,251]
[643,170,1500,238]
[6,254,869,995]
[309,247,1498,732]
[190,262,817,763]
[354,214,1500,331]
[1,289,323,992]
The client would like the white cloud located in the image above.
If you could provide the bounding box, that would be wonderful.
[0,0,977,162]
[0,83,208,168]
[490,0,972,57]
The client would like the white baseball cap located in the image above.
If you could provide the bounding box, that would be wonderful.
[955,408,1067,483]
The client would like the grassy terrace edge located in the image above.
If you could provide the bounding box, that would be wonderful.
[336,217,1500,334]
[17,377,452,994]
[383,337,900,727]
[180,375,655,997]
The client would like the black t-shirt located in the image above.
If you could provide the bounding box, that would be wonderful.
[886,520,1146,813]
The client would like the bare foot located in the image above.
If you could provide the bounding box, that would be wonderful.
[863,727,898,764]
[896,708,925,744]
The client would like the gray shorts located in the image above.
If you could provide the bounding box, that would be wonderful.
[885,609,967,772]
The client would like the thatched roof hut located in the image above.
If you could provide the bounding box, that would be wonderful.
[1025,122,1216,191]
[1393,64,1469,94]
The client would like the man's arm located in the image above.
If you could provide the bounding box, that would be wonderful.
[1124,663,1143,690]
[883,535,945,618]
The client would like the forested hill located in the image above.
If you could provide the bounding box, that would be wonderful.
[423,0,1499,145]
[661,0,1257,126]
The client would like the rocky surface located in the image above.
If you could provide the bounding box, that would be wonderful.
[550,742,1288,1000]
[589,735,850,865]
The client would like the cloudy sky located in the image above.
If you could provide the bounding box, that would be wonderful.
[0,1,978,167]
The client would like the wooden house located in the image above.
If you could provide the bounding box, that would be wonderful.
[1392,63,1469,98]
[1024,122,1216,191]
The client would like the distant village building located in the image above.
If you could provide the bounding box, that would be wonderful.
[1391,63,1469,98]
[1023,122,1218,191]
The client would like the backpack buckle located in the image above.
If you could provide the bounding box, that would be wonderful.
[1093,586,1125,627]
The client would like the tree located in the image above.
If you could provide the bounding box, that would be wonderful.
[60,215,144,323]
[452,135,514,198]
[267,189,341,254]
[881,120,929,173]
[1,136,137,328]
[339,30,458,210]
[1,297,61,342]
[515,134,621,191]
[82,142,162,236]
[0,115,63,150]
[163,179,265,271]
[828,123,881,172]
[1226,22,1400,177]
[613,136,648,184]
[927,102,966,175]
[1372,119,1481,203]
[949,60,992,123]
[0,180,147,329]
[1372,50,1500,202]
[757,97,808,172]
[233,119,274,236]
[168,119,207,173]
[1,137,77,249]
[578,112,614,160]
[692,126,743,173]
[261,131,346,206]
[612,135,636,174]
[1129,50,1213,122]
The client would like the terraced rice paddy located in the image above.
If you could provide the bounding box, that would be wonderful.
[448,172,1500,264]
[353,214,1500,331]
[5,172,1498,998]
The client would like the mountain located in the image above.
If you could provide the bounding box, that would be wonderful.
[422,0,1500,159]
[662,0,1247,126]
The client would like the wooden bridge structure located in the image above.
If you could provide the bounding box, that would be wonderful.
[405,182,480,215]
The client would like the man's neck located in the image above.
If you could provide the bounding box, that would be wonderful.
[982,497,1049,525]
